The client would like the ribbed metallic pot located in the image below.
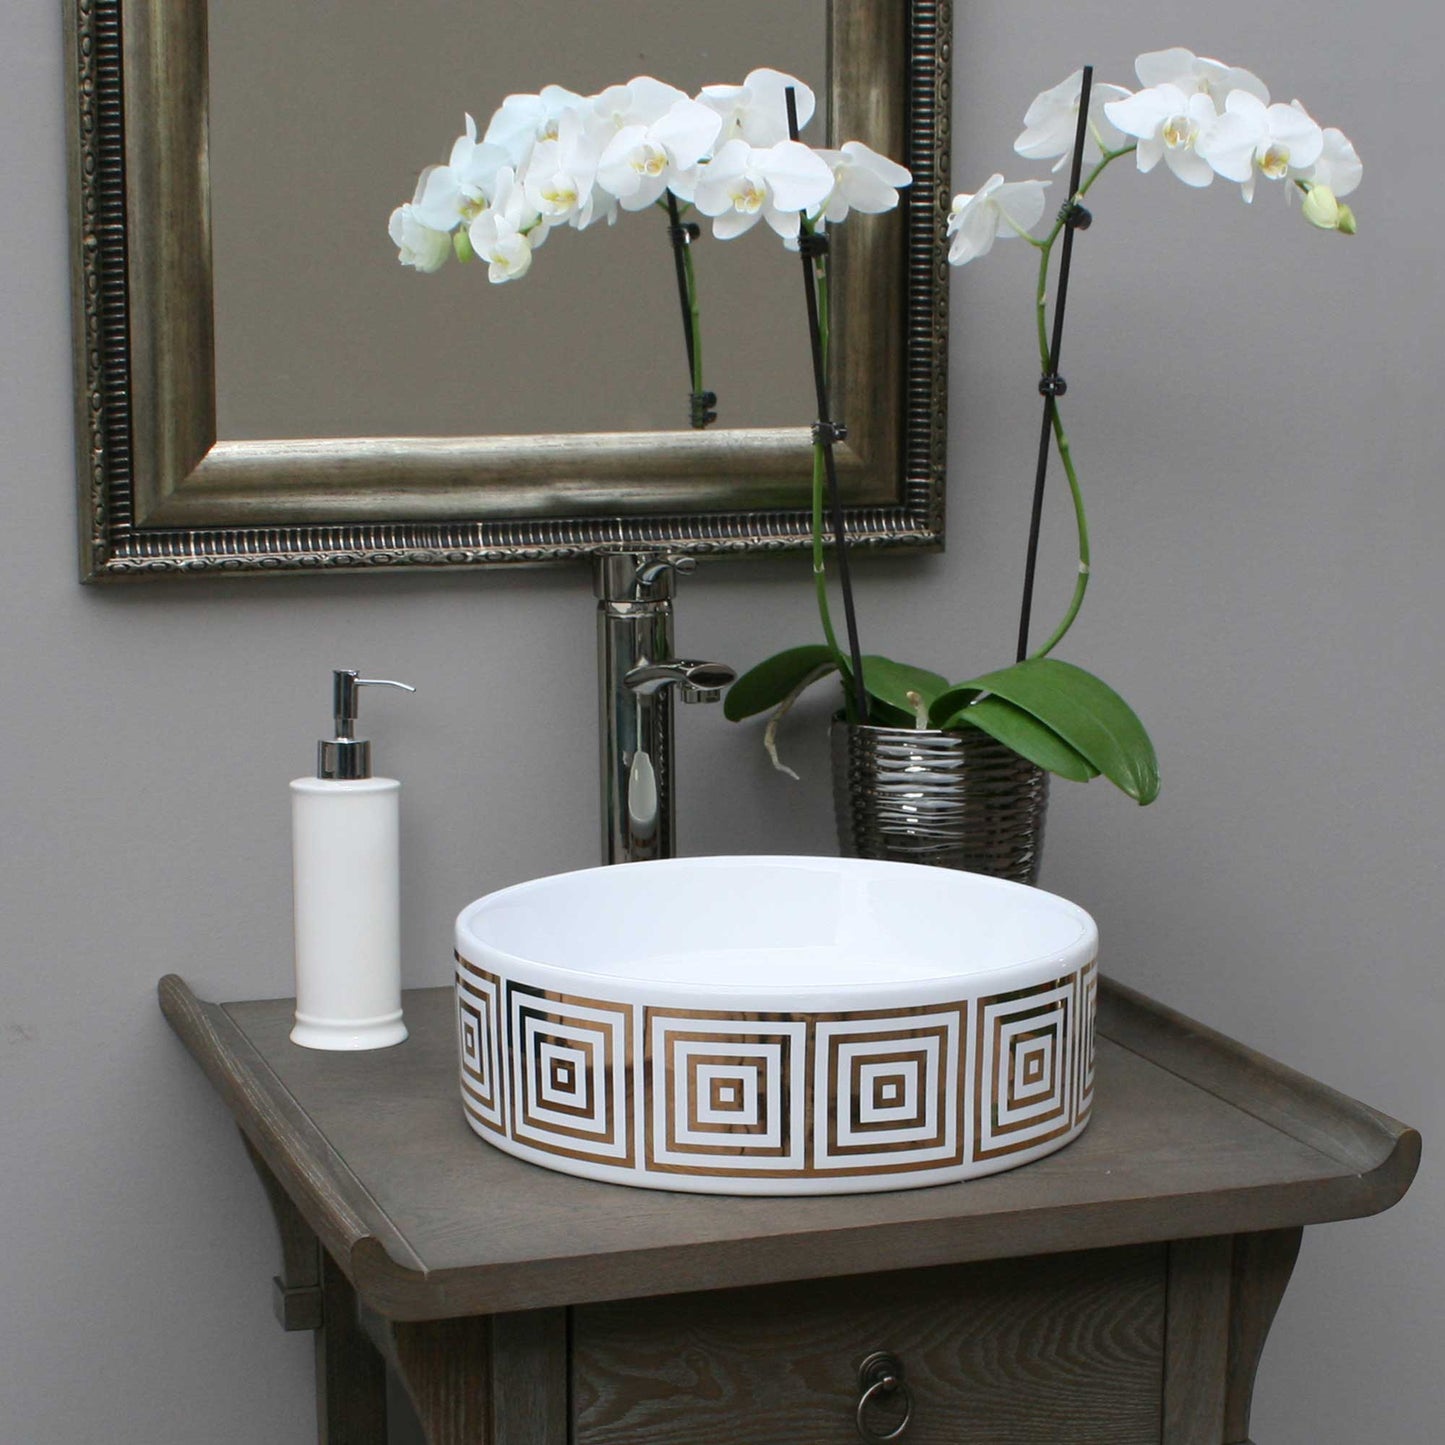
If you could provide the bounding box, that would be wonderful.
[831,723,1049,884]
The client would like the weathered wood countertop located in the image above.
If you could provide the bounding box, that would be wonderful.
[158,975,1419,1324]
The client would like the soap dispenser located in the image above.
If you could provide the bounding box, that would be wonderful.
[290,669,416,1051]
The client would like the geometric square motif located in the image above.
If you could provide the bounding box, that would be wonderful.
[509,983,633,1167]
[1075,960,1097,1125]
[813,1007,965,1174]
[645,1012,807,1174]
[974,976,1075,1161]
[455,956,503,1130]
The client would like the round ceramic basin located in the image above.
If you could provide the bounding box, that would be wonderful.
[454,856,1098,1196]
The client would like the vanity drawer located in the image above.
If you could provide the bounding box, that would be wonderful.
[572,1243,1165,1444]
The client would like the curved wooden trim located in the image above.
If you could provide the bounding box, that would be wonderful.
[157,975,422,1280]
[1098,978,1421,1194]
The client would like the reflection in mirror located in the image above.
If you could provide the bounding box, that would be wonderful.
[66,0,950,578]
[209,0,824,440]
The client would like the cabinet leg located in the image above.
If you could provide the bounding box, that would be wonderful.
[1224,1228,1303,1444]
[488,1309,568,1445]
[240,1132,387,1443]
[1163,1235,1233,1444]
[369,1307,567,1445]
[1162,1229,1304,1445]
[382,1315,492,1445]
[316,1250,388,1444]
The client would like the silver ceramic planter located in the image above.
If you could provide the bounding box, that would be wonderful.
[831,723,1050,885]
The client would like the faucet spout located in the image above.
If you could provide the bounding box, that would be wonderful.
[595,552,731,865]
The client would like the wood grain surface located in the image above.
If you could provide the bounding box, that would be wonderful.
[491,1310,568,1445]
[157,975,1419,1322]
[1162,1236,1233,1444]
[573,1246,1165,1445]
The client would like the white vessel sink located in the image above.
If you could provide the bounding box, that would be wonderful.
[454,856,1098,1196]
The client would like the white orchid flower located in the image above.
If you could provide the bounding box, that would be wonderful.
[591,76,690,136]
[482,85,587,171]
[1133,47,1270,106]
[597,98,723,210]
[812,141,912,222]
[1197,93,1324,202]
[468,168,545,283]
[1296,127,1363,198]
[467,206,534,282]
[700,68,816,149]
[521,107,604,228]
[1104,84,1228,187]
[945,174,1049,266]
[693,138,834,240]
[387,204,452,272]
[1014,70,1131,172]
[410,114,509,233]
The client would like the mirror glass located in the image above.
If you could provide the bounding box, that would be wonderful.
[209,0,824,440]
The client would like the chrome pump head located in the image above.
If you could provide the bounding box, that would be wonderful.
[317,669,416,780]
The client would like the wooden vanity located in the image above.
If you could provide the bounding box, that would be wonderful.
[159,975,1418,1445]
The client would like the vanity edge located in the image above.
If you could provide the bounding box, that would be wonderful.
[157,974,1420,1324]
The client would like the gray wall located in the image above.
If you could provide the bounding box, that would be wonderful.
[3,1,1439,1440]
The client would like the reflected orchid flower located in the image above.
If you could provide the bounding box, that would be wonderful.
[946,174,1049,265]
[693,138,834,240]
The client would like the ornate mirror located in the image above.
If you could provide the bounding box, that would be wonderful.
[65,0,950,579]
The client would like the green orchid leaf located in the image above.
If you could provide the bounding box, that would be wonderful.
[860,697,919,730]
[856,656,950,718]
[951,695,1100,783]
[927,685,982,729]
[961,658,1161,804]
[724,645,837,722]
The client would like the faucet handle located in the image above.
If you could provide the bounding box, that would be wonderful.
[636,554,696,588]
[595,549,698,604]
[624,659,735,698]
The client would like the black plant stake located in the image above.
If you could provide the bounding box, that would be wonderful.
[786,86,869,725]
[664,191,717,428]
[1016,65,1095,662]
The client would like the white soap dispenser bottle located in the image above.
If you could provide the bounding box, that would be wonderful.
[290,669,416,1051]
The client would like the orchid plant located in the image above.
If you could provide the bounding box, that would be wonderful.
[389,69,911,425]
[725,48,1362,806]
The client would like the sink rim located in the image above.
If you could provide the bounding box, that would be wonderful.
[456,854,1097,1003]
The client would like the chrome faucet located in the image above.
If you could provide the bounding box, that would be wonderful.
[595,551,735,864]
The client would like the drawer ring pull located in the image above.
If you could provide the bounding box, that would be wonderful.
[855,1352,913,1442]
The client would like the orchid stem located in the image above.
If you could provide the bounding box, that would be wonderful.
[810,246,843,656]
[1027,408,1090,660]
[809,242,844,663]
[681,233,704,396]
[811,443,843,659]
[787,82,868,725]
[662,191,712,427]
[1018,138,1133,661]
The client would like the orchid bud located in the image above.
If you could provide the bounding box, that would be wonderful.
[1301,182,1342,231]
[1300,182,1357,234]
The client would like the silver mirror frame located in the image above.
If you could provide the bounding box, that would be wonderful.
[66,0,950,580]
